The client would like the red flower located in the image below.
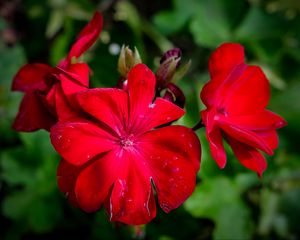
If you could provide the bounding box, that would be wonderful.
[12,12,103,131]
[200,43,287,176]
[50,64,201,225]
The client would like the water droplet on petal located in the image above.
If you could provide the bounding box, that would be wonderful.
[61,138,72,150]
[149,103,155,109]
[162,161,168,169]
[161,202,171,212]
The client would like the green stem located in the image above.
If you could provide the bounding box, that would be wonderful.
[192,120,204,131]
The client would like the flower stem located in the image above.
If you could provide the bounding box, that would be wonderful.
[192,120,204,131]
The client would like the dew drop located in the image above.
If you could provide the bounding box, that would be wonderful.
[149,103,155,109]
[61,139,72,150]
[188,142,193,148]
[173,156,179,161]
[161,202,171,212]
[172,167,180,173]
[162,161,168,168]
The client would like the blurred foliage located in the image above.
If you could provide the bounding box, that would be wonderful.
[1,0,300,239]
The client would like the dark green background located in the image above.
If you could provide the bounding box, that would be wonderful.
[1,0,299,239]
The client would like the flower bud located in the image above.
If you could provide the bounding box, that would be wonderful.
[118,45,142,78]
[156,48,181,90]
[163,83,186,109]
[156,48,191,93]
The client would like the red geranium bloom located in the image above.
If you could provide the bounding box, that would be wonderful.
[12,12,103,131]
[50,64,201,225]
[200,43,287,176]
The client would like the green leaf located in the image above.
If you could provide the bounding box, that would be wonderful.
[0,148,34,185]
[46,9,65,38]
[189,0,232,48]
[2,190,35,220]
[0,41,26,146]
[184,176,254,239]
[279,188,300,236]
[28,198,62,233]
[153,0,199,35]
[153,11,188,36]
[235,7,285,41]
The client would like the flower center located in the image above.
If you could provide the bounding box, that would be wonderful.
[217,107,228,116]
[119,135,134,148]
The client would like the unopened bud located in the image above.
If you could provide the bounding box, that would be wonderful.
[163,83,185,109]
[156,48,191,93]
[118,45,142,78]
[156,48,181,90]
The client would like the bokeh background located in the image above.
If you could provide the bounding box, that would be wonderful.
[1,0,300,239]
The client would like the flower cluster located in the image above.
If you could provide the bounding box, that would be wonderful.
[12,12,286,225]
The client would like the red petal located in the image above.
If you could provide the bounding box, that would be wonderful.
[207,127,227,169]
[219,121,273,155]
[222,66,270,115]
[77,88,129,136]
[201,109,227,168]
[201,63,247,109]
[109,151,156,225]
[130,97,185,134]
[13,92,56,132]
[61,62,90,87]
[58,63,89,109]
[209,43,245,77]
[45,85,56,114]
[60,12,102,67]
[220,110,287,131]
[50,120,116,166]
[54,84,80,121]
[127,64,156,128]
[138,126,201,212]
[256,130,279,151]
[57,159,82,207]
[227,137,267,177]
[12,63,53,92]
[75,150,119,212]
